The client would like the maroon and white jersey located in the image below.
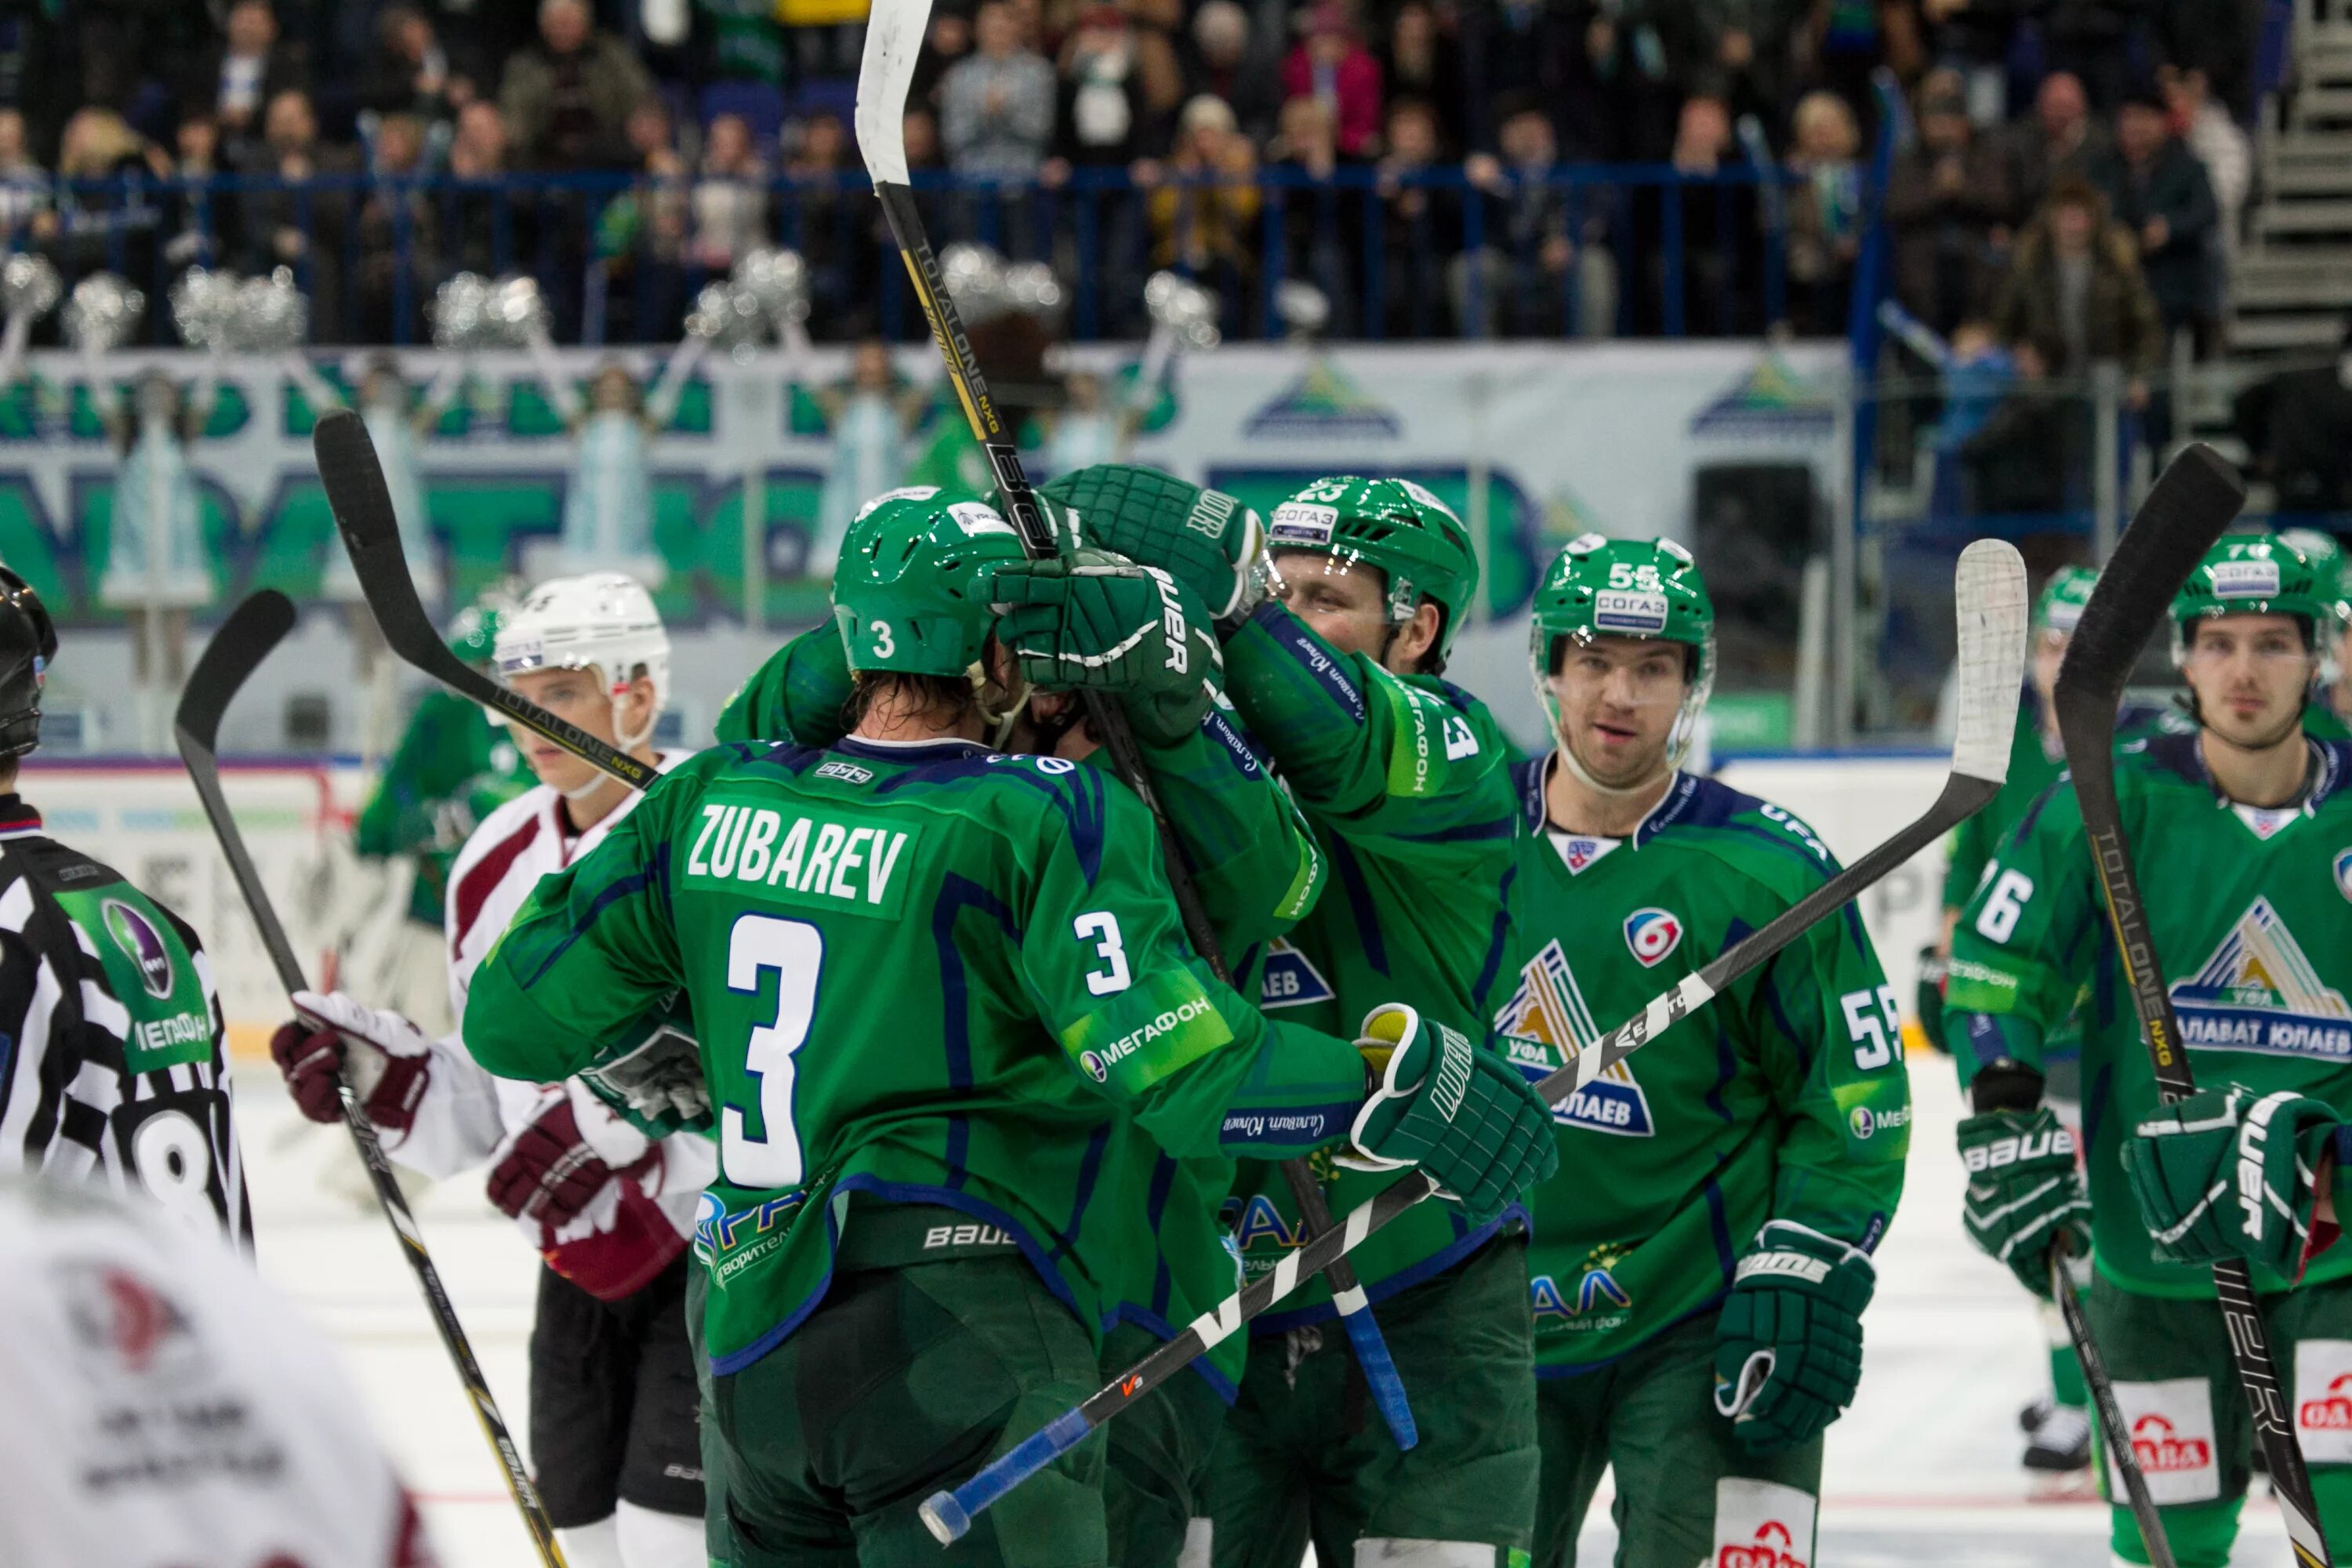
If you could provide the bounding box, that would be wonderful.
[378,752,716,1296]
[0,1174,435,1568]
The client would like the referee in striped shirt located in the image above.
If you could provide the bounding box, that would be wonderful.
[0,567,246,1241]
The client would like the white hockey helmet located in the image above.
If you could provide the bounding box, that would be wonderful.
[495,572,670,749]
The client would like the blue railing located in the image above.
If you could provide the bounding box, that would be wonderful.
[11,162,1813,347]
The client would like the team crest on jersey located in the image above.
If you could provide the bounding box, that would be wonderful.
[101,898,175,999]
[1624,908,1684,967]
[1258,938,1335,1011]
[2335,849,2352,904]
[1494,939,1654,1136]
[1552,833,1620,875]
[2169,898,2352,1061]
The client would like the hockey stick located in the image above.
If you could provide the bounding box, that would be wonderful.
[916,537,2032,1542]
[312,411,658,792]
[315,397,1417,1447]
[848,0,1417,1454]
[2053,443,2330,1568]
[2051,1241,2178,1568]
[175,591,569,1568]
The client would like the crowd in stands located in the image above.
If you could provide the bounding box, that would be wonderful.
[0,0,2274,347]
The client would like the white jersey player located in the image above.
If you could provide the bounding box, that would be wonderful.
[0,1174,437,1568]
[267,574,710,1568]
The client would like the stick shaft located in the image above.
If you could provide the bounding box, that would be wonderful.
[175,596,569,1568]
[2052,1247,2176,1568]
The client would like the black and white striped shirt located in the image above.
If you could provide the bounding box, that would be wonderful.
[0,797,247,1243]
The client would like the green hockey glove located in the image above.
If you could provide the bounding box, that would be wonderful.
[993,550,1216,745]
[576,1011,712,1140]
[1338,1003,1559,1226]
[2124,1085,2341,1279]
[1711,1220,1875,1454]
[1037,465,1270,625]
[1958,1105,2091,1298]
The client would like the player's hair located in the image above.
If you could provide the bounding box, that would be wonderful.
[846,670,978,731]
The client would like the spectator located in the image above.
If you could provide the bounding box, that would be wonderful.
[1190,0,1281,143]
[1886,71,2016,333]
[2163,64,2250,238]
[1784,89,1863,336]
[356,5,479,129]
[1644,89,1762,336]
[1379,1,1462,153]
[902,106,946,172]
[1374,96,1465,335]
[910,9,974,113]
[183,0,309,150]
[938,0,1056,177]
[1282,3,1381,160]
[0,109,47,240]
[2092,87,2217,349]
[1268,93,1359,327]
[354,113,434,340]
[691,111,769,267]
[1461,0,1606,158]
[1993,176,2162,396]
[162,114,230,270]
[448,100,509,180]
[53,107,169,303]
[1116,0,1196,148]
[1049,5,1152,175]
[237,89,358,338]
[786,111,873,336]
[1959,334,2079,562]
[498,0,656,170]
[1146,94,1261,318]
[1461,98,1616,338]
[2042,0,2138,110]
[2005,71,2109,218]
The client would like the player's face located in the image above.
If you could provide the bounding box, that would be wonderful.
[1548,634,1688,788]
[508,666,624,793]
[2182,613,2314,749]
[1270,549,1439,673]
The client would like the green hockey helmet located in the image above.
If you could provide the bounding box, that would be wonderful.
[2170,534,2336,661]
[2278,527,2351,629]
[2034,565,2099,637]
[1528,533,1716,774]
[1265,476,1478,661]
[831,487,1028,676]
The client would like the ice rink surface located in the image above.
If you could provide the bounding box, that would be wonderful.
[242,1050,2299,1567]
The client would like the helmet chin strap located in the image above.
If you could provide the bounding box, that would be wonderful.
[1555,737,1671,800]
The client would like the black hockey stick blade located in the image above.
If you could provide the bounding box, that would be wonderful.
[2049,445,2328,1568]
[918,540,2030,1543]
[2053,1246,2176,1568]
[171,586,572,1568]
[312,408,657,793]
[175,590,307,996]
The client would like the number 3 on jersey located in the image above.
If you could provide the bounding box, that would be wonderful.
[721,913,822,1187]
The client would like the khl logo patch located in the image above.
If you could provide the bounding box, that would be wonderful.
[1624,908,1683,967]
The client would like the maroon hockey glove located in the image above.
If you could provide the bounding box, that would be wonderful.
[488,1098,620,1230]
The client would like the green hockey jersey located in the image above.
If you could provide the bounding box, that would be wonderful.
[710,623,1326,1390]
[1217,604,1524,1326]
[463,735,1372,1374]
[355,690,533,924]
[1500,759,1908,1372]
[1947,732,2352,1299]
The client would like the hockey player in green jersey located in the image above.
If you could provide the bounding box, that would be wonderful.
[462,492,1559,1568]
[1052,466,1535,1568]
[710,474,1327,1568]
[1497,535,1906,1568]
[2281,527,2352,737]
[1948,533,2352,1567]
